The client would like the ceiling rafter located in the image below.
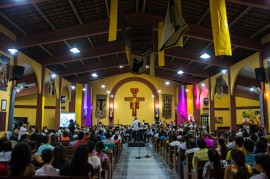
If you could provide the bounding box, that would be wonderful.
[69,0,83,24]
[155,69,198,84]
[32,3,55,30]
[42,43,125,66]
[15,13,261,51]
[226,0,270,10]
[38,44,53,56]
[60,57,127,76]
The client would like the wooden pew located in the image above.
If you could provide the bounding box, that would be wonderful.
[66,148,75,155]
[191,157,207,179]
[184,153,194,179]
[60,141,70,147]
[167,146,177,170]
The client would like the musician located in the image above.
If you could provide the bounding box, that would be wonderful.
[132,117,140,142]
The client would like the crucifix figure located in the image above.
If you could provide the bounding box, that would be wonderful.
[124,88,145,116]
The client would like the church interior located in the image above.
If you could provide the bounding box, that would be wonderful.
[0,0,270,178]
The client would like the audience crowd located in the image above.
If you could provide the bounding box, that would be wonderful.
[1,120,270,179]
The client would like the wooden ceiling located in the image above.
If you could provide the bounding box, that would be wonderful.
[0,0,269,90]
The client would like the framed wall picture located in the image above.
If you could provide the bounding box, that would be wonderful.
[0,54,10,91]
[1,100,7,111]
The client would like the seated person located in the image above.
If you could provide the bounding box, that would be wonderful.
[224,149,252,179]
[73,131,86,149]
[0,163,9,176]
[38,135,54,155]
[113,135,119,144]
[169,134,181,147]
[226,137,244,161]
[203,149,228,178]
[35,148,60,176]
[251,154,270,179]
[201,131,214,148]
[103,132,115,150]
[87,141,101,170]
[0,140,12,162]
[243,139,255,169]
[60,131,71,141]
[192,138,209,169]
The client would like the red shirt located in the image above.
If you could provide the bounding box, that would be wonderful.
[73,140,86,149]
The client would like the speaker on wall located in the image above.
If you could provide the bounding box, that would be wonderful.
[255,68,266,82]
[13,65,25,80]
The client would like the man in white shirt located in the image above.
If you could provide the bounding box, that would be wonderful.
[132,117,140,142]
[35,148,60,176]
[18,124,28,139]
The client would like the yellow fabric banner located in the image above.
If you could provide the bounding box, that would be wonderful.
[158,22,165,66]
[210,0,232,56]
[108,0,118,41]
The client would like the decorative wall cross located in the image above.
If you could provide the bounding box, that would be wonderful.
[124,88,145,116]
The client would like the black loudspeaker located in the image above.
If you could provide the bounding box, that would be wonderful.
[13,65,25,80]
[255,68,266,82]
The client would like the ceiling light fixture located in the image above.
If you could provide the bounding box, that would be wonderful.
[70,48,80,53]
[71,85,76,90]
[152,95,155,98]
[91,73,98,77]
[146,65,150,69]
[101,84,106,88]
[185,89,189,92]
[201,83,205,87]
[200,53,210,59]
[119,65,123,69]
[83,88,86,91]
[51,74,57,78]
[165,81,170,86]
[107,90,111,94]
[158,90,161,93]
[221,69,227,74]
[177,70,184,74]
[8,48,18,54]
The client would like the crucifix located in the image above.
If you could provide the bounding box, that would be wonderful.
[124,88,145,116]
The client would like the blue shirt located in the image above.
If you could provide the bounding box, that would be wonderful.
[38,144,54,155]
[245,154,255,169]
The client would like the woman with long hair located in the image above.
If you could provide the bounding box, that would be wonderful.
[203,149,228,178]
[50,133,60,147]
[251,154,270,179]
[224,149,252,179]
[60,145,95,178]
[52,145,69,170]
[217,138,228,160]
[8,142,35,176]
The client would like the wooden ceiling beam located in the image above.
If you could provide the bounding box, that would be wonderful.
[226,0,270,10]
[16,13,261,51]
[0,0,50,8]
[68,67,130,83]
[166,48,233,67]
[155,69,198,84]
[159,62,212,77]
[60,57,128,76]
[223,86,259,100]
[42,43,125,66]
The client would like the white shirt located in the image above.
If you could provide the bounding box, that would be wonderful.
[18,126,27,139]
[132,120,140,131]
[169,141,181,147]
[35,164,60,176]
[88,156,102,170]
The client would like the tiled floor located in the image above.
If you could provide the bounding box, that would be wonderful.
[113,143,179,179]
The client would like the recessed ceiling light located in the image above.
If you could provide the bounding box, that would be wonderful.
[119,65,123,69]
[185,89,189,92]
[165,81,170,85]
[177,70,184,74]
[8,48,18,54]
[83,88,86,91]
[91,73,98,77]
[107,90,111,94]
[221,69,227,74]
[157,90,161,93]
[51,74,57,78]
[200,53,210,59]
[146,65,150,69]
[70,48,80,53]
[101,84,106,88]
[71,85,76,90]
[250,88,254,91]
